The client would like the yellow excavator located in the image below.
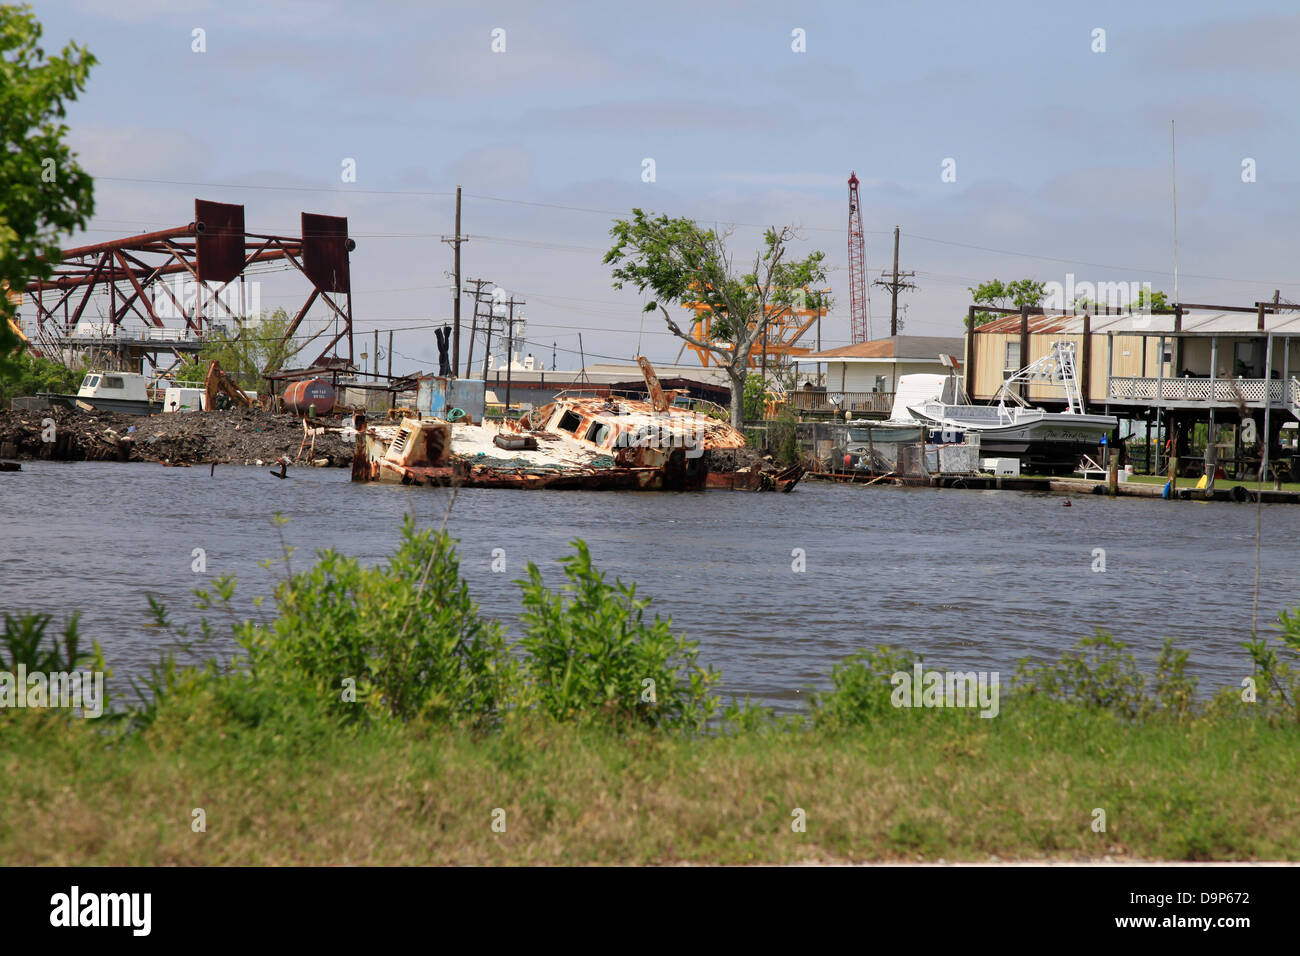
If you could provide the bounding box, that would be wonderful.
[204,360,254,411]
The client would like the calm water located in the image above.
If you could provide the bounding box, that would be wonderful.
[2,461,1296,712]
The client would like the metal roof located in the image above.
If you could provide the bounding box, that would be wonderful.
[976,312,1300,335]
[802,335,965,360]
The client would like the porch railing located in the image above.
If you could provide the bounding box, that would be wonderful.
[788,390,894,415]
[1107,376,1290,406]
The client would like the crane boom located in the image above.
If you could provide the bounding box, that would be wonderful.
[847,171,870,344]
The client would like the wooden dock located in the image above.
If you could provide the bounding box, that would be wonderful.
[805,471,1300,503]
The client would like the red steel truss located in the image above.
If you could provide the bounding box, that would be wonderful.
[23,199,355,369]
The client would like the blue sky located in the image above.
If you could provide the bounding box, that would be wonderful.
[33,0,1300,374]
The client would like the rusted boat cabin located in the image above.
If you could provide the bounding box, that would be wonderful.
[352,393,743,491]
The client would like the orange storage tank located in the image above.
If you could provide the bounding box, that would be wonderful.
[283,379,336,416]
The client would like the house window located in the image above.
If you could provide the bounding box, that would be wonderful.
[1004,342,1021,371]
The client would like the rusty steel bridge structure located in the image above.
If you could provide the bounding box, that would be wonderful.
[22,199,355,377]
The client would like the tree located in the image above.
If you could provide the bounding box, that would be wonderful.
[171,307,307,390]
[1129,288,1169,313]
[605,210,829,427]
[967,278,1046,329]
[0,350,87,406]
[0,5,96,380]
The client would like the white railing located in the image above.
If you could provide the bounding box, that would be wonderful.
[1108,377,1289,406]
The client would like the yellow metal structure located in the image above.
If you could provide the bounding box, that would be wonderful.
[677,288,829,369]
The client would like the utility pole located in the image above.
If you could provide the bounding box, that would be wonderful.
[387,330,393,379]
[504,296,523,413]
[872,226,917,336]
[373,329,379,382]
[480,288,507,383]
[440,186,468,376]
[463,278,492,378]
[482,301,496,383]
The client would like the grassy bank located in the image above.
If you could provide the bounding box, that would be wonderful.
[4,516,1300,864]
[2,704,1299,864]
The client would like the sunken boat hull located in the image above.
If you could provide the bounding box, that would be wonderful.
[350,389,796,492]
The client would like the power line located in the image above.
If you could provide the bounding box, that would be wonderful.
[81,175,1300,289]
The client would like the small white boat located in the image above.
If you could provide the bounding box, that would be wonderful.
[899,342,1117,472]
[46,371,163,416]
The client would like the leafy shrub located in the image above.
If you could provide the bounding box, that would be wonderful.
[516,540,718,729]
[1208,620,1300,723]
[0,352,87,406]
[1151,638,1198,719]
[233,515,512,727]
[809,645,917,730]
[0,611,107,721]
[771,406,800,467]
[742,375,767,421]
[1,611,100,674]
[1013,630,1146,717]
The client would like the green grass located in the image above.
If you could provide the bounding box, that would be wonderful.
[2,703,1296,864]
[6,525,1300,865]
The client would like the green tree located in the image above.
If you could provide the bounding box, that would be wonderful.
[0,5,96,380]
[1068,287,1170,315]
[742,374,768,421]
[1130,288,1169,312]
[605,210,830,427]
[171,307,305,390]
[0,350,87,406]
[967,278,1046,329]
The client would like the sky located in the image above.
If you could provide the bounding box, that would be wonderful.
[28,0,1300,376]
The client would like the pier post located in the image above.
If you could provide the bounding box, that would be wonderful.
[1167,412,1179,497]
[1205,407,1217,497]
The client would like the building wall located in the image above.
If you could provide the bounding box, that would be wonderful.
[827,359,947,393]
[974,331,1300,406]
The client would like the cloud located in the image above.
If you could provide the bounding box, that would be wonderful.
[517,99,773,132]
[1154,12,1300,73]
[444,147,535,191]
[67,124,211,180]
[1039,167,1211,216]
[1136,95,1277,137]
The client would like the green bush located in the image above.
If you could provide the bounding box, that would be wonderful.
[1,611,99,674]
[516,540,718,729]
[233,515,513,727]
[0,352,87,406]
[809,645,917,730]
[1013,630,1147,717]
[0,611,107,722]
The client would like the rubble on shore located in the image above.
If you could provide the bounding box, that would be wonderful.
[0,406,353,467]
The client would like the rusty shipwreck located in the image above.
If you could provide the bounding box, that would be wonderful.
[351,358,803,492]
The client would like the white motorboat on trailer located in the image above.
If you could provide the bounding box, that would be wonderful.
[900,341,1117,472]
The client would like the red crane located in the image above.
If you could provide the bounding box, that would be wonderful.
[847,171,870,343]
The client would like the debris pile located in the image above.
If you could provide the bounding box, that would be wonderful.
[703,445,773,472]
[0,406,353,467]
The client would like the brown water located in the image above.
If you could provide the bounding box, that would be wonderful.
[2,460,1295,712]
